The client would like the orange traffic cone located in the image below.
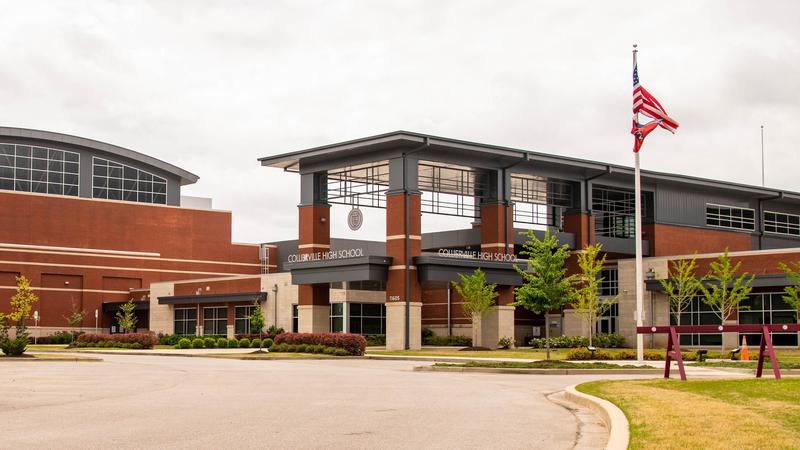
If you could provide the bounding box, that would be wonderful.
[740,336,749,361]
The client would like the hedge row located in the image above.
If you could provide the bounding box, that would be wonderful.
[274,333,366,356]
[566,348,718,361]
[30,331,83,345]
[271,343,350,356]
[528,333,627,349]
[72,341,145,349]
[174,337,275,349]
[76,333,158,349]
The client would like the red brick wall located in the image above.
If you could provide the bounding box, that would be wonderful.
[649,223,752,256]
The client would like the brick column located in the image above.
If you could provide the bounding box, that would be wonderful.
[297,199,331,333]
[478,201,516,348]
[385,191,422,350]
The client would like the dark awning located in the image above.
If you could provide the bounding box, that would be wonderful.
[288,256,392,285]
[102,300,150,313]
[158,291,267,305]
[414,255,524,286]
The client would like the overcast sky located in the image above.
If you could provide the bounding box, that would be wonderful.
[2,1,798,244]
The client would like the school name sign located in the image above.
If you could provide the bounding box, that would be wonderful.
[287,248,364,263]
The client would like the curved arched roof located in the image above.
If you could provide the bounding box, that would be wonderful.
[0,126,199,185]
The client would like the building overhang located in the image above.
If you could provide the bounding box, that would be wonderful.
[414,255,524,286]
[645,273,794,293]
[288,256,392,285]
[158,292,267,305]
[102,300,150,313]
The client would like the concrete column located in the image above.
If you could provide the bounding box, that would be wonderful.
[385,156,422,350]
[226,325,235,339]
[563,211,594,249]
[298,305,330,333]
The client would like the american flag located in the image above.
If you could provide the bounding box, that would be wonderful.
[632,62,679,133]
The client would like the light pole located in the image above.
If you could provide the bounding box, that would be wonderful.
[33,310,40,344]
[94,309,99,334]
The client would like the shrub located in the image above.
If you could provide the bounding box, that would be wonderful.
[593,333,627,348]
[75,332,158,349]
[274,332,367,356]
[296,344,307,353]
[614,350,637,360]
[178,338,191,349]
[643,351,665,361]
[529,335,588,349]
[498,337,514,349]
[238,338,251,348]
[263,338,274,348]
[423,335,472,346]
[334,348,349,356]
[421,327,435,341]
[216,338,228,348]
[1,336,29,356]
[312,344,325,353]
[566,347,612,360]
[287,344,298,352]
[204,337,216,348]
[192,338,205,349]
[251,338,262,348]
[130,343,143,350]
[323,347,336,355]
[228,338,239,348]
[365,334,386,346]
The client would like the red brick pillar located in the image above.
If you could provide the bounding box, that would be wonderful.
[477,202,516,348]
[297,204,330,333]
[385,192,422,350]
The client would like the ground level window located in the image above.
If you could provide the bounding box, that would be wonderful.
[672,297,722,346]
[596,303,618,334]
[738,292,798,347]
[203,307,227,336]
[174,308,196,335]
[330,303,344,333]
[349,303,386,335]
[235,305,255,334]
[292,304,298,333]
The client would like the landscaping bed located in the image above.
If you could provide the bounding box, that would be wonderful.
[435,360,651,369]
[577,378,800,449]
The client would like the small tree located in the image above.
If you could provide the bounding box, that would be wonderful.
[572,244,616,348]
[0,275,39,356]
[698,249,753,352]
[452,268,498,348]
[513,229,574,360]
[249,301,266,352]
[64,299,86,328]
[777,261,800,322]
[115,299,138,333]
[659,257,703,326]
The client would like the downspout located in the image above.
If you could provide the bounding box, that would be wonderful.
[447,284,452,337]
[758,192,783,250]
[402,139,430,349]
[272,284,279,328]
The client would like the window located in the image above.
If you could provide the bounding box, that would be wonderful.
[349,303,386,335]
[330,303,344,333]
[174,308,197,336]
[739,292,798,347]
[203,307,227,336]
[0,143,80,196]
[705,204,755,231]
[671,297,723,346]
[597,268,618,334]
[292,304,298,333]
[347,280,387,291]
[92,157,167,204]
[764,211,800,237]
[235,305,255,334]
[592,185,651,238]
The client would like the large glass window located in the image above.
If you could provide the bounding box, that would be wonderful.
[706,204,755,231]
[174,308,197,335]
[347,280,387,291]
[92,157,167,204]
[0,143,80,196]
[764,211,800,237]
[203,307,227,336]
[739,292,798,347]
[330,303,344,333]
[349,303,386,335]
[672,297,723,346]
[592,186,651,238]
[596,268,619,334]
[234,305,255,334]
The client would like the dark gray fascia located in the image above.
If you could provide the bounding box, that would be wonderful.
[414,255,524,286]
[288,256,392,285]
[158,292,267,305]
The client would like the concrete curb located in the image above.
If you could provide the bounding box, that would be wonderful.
[2,355,103,362]
[564,384,629,450]
[413,365,662,375]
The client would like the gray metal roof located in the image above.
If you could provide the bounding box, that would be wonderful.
[259,130,800,200]
[0,126,199,185]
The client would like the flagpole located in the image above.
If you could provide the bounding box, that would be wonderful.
[633,44,645,361]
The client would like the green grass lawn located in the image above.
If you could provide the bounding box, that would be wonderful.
[578,378,800,450]
[434,360,651,369]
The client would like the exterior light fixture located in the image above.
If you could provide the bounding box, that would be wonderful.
[646,268,656,280]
